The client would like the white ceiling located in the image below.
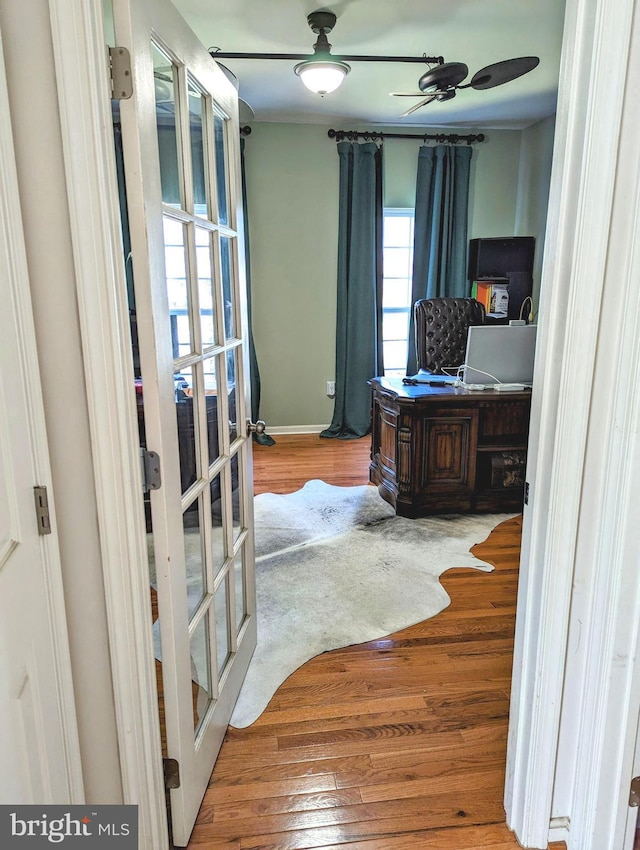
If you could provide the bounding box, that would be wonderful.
[172,0,566,130]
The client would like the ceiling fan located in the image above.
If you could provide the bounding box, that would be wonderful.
[391,57,540,117]
[210,8,540,110]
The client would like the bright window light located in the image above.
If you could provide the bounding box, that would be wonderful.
[382,209,415,377]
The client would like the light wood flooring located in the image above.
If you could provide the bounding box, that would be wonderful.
[187,434,565,850]
[252,433,373,495]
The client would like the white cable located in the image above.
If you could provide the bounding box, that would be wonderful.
[519,295,534,322]
[460,364,503,384]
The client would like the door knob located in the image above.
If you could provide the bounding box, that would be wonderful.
[246,419,266,436]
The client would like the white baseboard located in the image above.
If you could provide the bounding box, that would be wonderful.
[267,425,330,435]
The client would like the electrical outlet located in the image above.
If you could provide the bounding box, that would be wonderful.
[326,380,336,397]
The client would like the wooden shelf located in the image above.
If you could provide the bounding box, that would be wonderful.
[476,443,528,452]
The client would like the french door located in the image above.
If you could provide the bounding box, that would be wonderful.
[112,0,257,843]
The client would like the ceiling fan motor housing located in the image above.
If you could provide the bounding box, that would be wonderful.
[307,11,337,34]
[419,62,469,92]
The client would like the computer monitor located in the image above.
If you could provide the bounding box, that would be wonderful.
[461,324,537,387]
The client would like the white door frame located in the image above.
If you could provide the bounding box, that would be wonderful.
[506,0,640,847]
[0,17,84,806]
[48,2,168,848]
[47,1,640,849]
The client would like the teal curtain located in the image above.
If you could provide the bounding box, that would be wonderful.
[321,142,384,440]
[240,137,274,445]
[406,144,473,375]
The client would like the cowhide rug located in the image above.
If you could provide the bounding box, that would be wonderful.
[229,480,512,727]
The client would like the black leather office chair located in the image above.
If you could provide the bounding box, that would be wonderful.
[414,297,486,374]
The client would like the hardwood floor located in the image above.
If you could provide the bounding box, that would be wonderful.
[187,435,564,850]
[252,434,372,495]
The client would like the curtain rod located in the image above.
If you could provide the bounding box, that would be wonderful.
[328,129,485,145]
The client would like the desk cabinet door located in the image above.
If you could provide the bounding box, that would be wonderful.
[421,409,478,491]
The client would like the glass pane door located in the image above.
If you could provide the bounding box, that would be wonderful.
[113,0,256,842]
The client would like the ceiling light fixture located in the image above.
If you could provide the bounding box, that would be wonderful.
[209,10,444,96]
[293,11,350,95]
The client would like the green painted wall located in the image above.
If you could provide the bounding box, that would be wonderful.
[468,130,523,239]
[515,116,556,311]
[244,122,542,430]
[244,124,338,430]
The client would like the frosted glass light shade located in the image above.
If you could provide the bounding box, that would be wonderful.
[294,60,350,94]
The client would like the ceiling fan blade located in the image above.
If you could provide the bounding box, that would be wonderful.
[390,92,427,97]
[470,56,540,90]
[400,95,438,117]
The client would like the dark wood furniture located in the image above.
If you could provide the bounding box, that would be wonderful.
[467,236,535,320]
[369,377,531,517]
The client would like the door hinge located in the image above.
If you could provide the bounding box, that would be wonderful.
[140,448,162,493]
[630,776,640,807]
[163,758,181,790]
[524,481,530,505]
[109,46,133,100]
[33,486,52,535]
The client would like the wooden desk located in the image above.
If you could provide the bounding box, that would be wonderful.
[369,377,531,517]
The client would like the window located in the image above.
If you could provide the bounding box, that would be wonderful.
[163,216,214,361]
[382,209,415,377]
